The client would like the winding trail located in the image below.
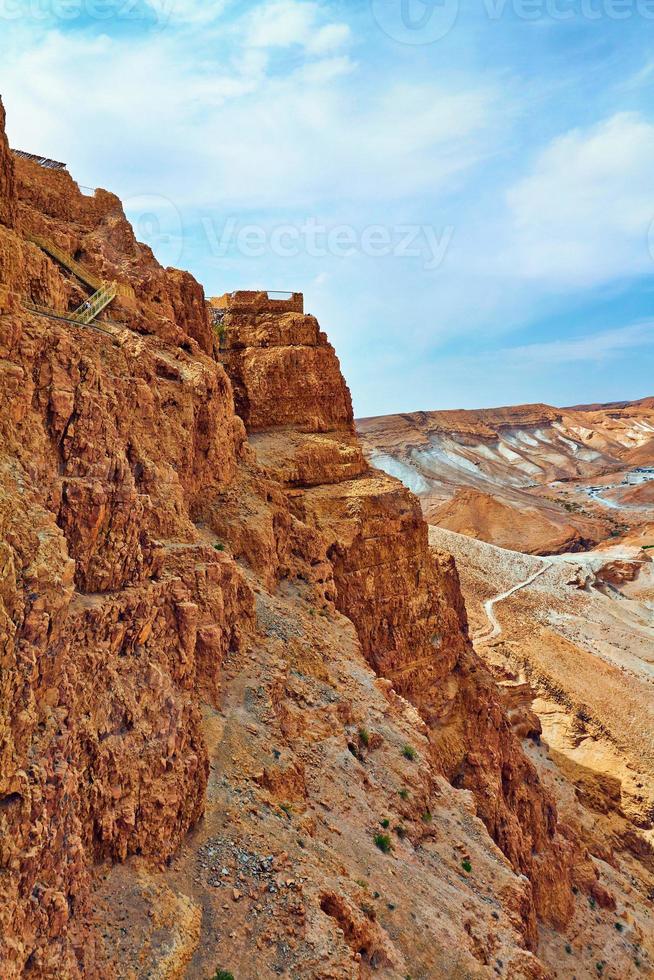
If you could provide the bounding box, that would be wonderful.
[475,560,552,643]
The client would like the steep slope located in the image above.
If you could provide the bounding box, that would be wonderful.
[215,294,621,946]
[0,109,257,976]
[428,527,654,909]
[1,99,650,979]
[0,142,554,976]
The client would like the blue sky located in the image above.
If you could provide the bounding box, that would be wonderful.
[2,0,654,416]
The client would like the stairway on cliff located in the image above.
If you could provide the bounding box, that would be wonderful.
[24,232,134,325]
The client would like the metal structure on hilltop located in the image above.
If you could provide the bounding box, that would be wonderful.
[12,149,68,172]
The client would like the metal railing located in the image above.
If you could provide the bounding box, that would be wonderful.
[69,283,118,323]
[22,302,118,338]
[26,233,103,291]
[27,234,135,312]
[12,149,67,172]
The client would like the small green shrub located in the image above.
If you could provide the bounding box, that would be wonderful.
[461,859,472,873]
[358,727,370,747]
[380,818,390,829]
[213,542,225,551]
[596,963,605,975]
[589,896,596,910]
[374,832,392,854]
[422,811,432,823]
[615,922,624,932]
[213,971,235,980]
[212,319,227,346]
[565,945,572,955]
[398,788,409,800]
[402,745,417,761]
[279,803,292,818]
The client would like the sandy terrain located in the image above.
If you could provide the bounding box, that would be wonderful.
[429,526,654,874]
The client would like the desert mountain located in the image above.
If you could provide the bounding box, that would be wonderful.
[428,524,654,937]
[1,99,652,978]
[357,401,654,554]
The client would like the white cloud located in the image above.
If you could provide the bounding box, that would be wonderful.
[243,0,350,52]
[162,0,232,27]
[297,55,356,84]
[499,321,654,366]
[306,22,352,54]
[504,113,654,287]
[0,22,499,211]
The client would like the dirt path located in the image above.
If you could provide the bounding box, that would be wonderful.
[475,560,552,643]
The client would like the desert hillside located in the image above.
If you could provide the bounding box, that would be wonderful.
[1,97,653,980]
[428,526,654,951]
[357,401,654,554]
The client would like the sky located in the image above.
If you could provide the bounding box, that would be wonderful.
[2,0,654,417]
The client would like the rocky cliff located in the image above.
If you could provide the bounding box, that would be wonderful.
[0,112,257,975]
[0,99,647,979]
[216,295,613,947]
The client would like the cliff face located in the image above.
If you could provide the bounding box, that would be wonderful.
[0,111,256,975]
[217,298,607,944]
[219,302,354,434]
[0,100,15,228]
[1,99,641,979]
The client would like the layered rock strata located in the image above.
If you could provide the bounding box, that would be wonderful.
[216,294,608,944]
[0,98,641,978]
[0,107,255,974]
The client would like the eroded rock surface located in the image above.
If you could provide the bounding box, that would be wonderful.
[1,100,650,978]
[216,295,616,952]
[0,108,254,975]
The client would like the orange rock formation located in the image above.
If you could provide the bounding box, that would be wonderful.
[0,100,645,978]
[215,294,610,946]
